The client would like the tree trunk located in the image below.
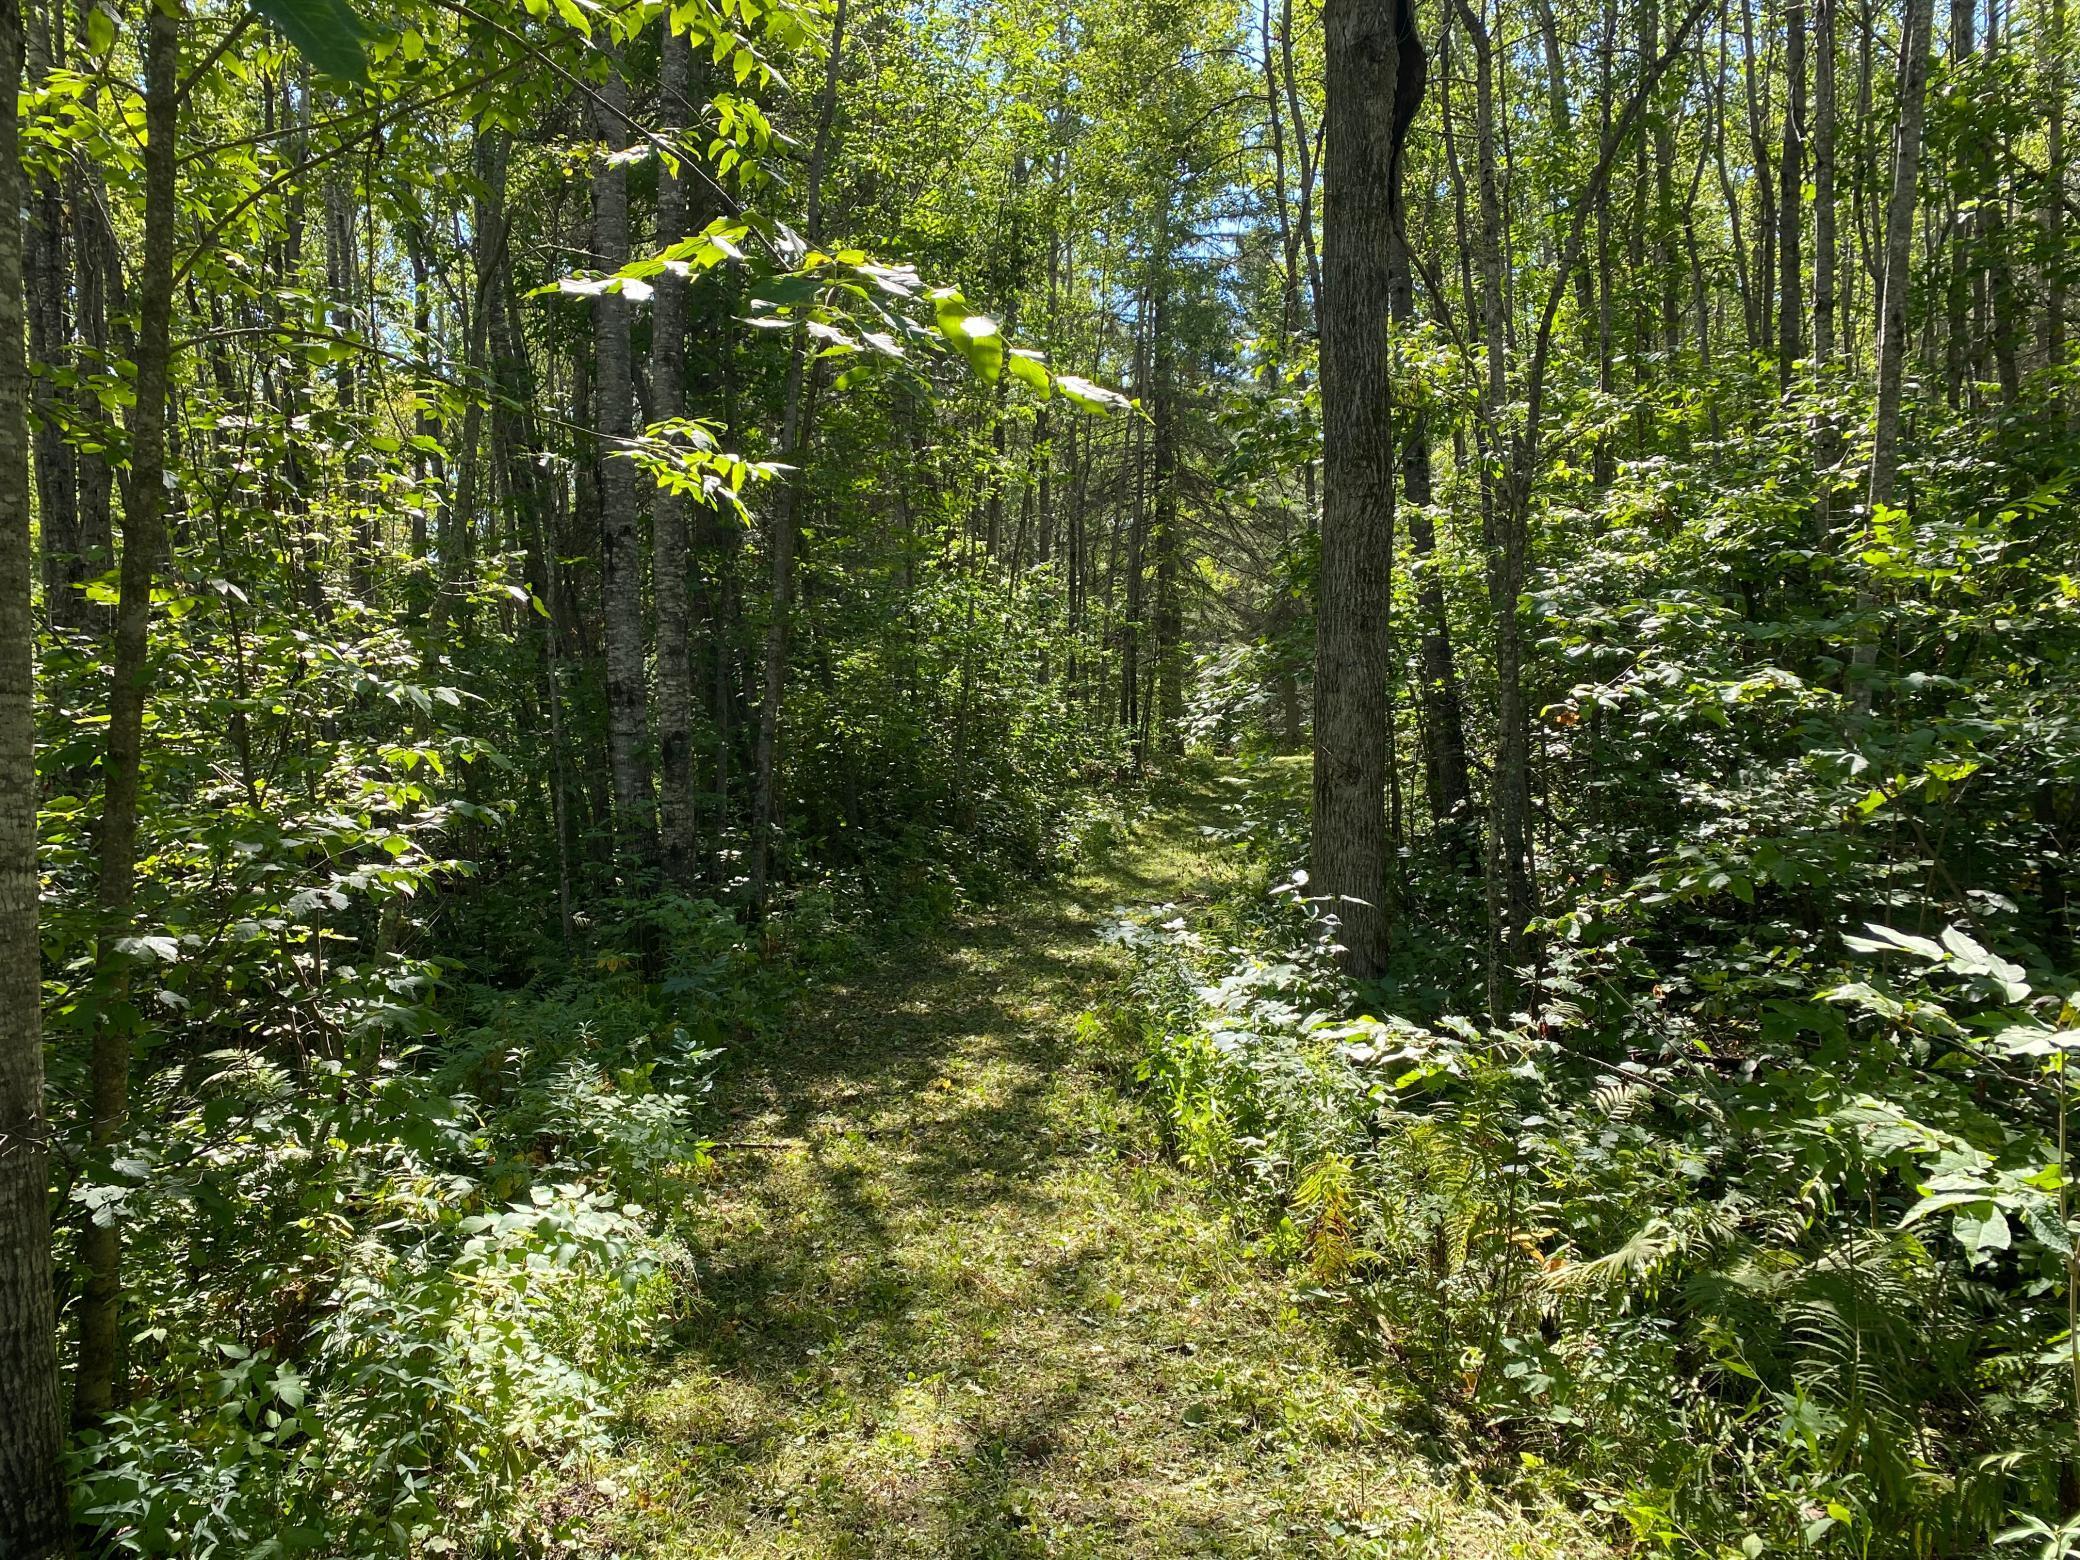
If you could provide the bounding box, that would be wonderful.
[1595,0,1617,481]
[23,7,78,635]
[71,157,114,640]
[326,171,370,598]
[1263,0,1305,339]
[1119,309,1147,750]
[593,57,655,864]
[1279,0,1324,324]
[1984,11,2021,403]
[1814,0,1842,536]
[748,0,846,910]
[1857,0,1936,702]
[1740,0,1777,352]
[1652,0,1679,353]
[0,0,67,1536]
[651,21,697,884]
[484,189,577,939]
[1149,231,1184,756]
[1458,0,1534,1011]
[406,228,441,589]
[2047,0,2066,383]
[1944,0,1975,408]
[76,0,179,1426]
[1780,0,1807,388]
[1311,0,1401,978]
[1868,0,1934,513]
[1385,9,1465,843]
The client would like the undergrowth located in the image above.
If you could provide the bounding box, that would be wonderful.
[1091,760,2080,1559]
[67,786,1129,1558]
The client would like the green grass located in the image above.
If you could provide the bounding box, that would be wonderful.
[554,776,1607,1558]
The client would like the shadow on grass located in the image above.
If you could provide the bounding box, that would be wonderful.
[625,770,1297,1555]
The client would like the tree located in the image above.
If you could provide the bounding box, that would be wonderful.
[592,51,656,863]
[748,0,847,911]
[1856,0,1935,704]
[75,0,180,1425]
[652,22,698,884]
[0,0,66,1537]
[1311,0,1403,978]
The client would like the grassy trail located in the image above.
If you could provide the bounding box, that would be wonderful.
[587,776,1597,1558]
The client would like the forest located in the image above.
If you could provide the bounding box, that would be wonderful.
[0,0,2077,1548]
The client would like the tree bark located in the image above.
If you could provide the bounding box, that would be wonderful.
[1311,0,1401,978]
[1457,0,1535,1011]
[77,0,179,1426]
[1385,8,1464,842]
[1262,0,1305,340]
[1149,225,1184,756]
[1814,0,1842,536]
[651,21,697,884]
[1857,0,1936,703]
[1944,0,1975,408]
[1740,0,1777,352]
[71,155,114,641]
[325,170,370,598]
[23,8,78,636]
[593,56,655,865]
[2047,0,2066,384]
[1984,9,2021,403]
[1594,0,1617,481]
[1119,305,1147,748]
[0,0,67,1537]
[1780,0,1807,388]
[1868,0,1934,513]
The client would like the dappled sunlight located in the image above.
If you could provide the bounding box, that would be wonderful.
[587,785,1598,1558]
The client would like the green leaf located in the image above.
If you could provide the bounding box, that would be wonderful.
[928,285,969,338]
[749,272,825,310]
[1817,981,1906,1020]
[1007,348,1052,397]
[271,1365,307,1408]
[248,0,373,82]
[1842,924,1945,962]
[1054,374,1132,415]
[1898,1188,1991,1227]
[1953,1204,2011,1259]
[1995,1025,2080,1057]
[951,317,1004,382]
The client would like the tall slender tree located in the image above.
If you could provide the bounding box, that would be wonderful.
[1871,0,1930,522]
[1857,0,1936,702]
[0,0,66,1538]
[1780,0,1807,388]
[76,0,180,1424]
[652,22,698,883]
[592,53,655,862]
[1814,0,1842,535]
[748,0,848,910]
[1311,0,1403,977]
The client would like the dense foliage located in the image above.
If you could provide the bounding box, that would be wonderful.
[1,0,2078,1546]
[1115,377,2080,1551]
[2,0,1155,1546]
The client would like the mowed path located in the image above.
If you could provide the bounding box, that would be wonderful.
[585,777,1600,1558]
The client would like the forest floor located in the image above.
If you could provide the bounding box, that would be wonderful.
[575,772,1604,1558]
